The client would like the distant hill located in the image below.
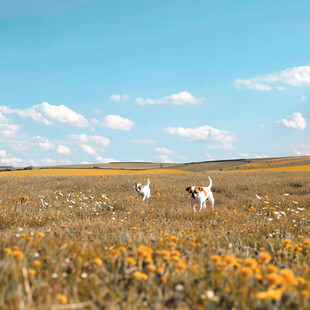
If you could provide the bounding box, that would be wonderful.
[1,156,310,173]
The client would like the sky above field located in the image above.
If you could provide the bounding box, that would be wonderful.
[1,0,310,166]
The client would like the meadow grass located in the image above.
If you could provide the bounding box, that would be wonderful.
[0,168,190,177]
[0,171,310,309]
[227,164,310,173]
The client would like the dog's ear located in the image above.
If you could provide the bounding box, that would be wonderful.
[198,187,203,191]
[185,187,191,192]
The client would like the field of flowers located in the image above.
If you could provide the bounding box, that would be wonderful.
[1,171,310,309]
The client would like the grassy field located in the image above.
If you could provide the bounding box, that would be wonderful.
[0,168,190,177]
[2,155,310,173]
[1,169,310,309]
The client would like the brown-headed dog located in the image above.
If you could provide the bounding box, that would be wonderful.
[186,176,214,212]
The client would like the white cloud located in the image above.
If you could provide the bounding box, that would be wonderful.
[0,102,88,127]
[240,153,249,158]
[153,147,177,163]
[277,112,306,130]
[258,124,265,128]
[232,79,271,91]
[291,142,310,156]
[101,115,134,131]
[136,91,204,105]
[70,134,110,147]
[80,144,96,155]
[57,145,71,155]
[154,147,174,155]
[0,123,20,137]
[0,150,7,157]
[254,154,268,158]
[110,94,129,102]
[300,95,306,102]
[156,155,173,163]
[0,157,23,166]
[132,139,155,144]
[164,125,235,144]
[232,65,310,91]
[32,136,54,150]
[0,112,10,123]
[95,156,120,163]
[40,158,57,165]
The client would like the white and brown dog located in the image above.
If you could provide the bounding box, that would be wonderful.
[186,176,214,212]
[135,178,151,201]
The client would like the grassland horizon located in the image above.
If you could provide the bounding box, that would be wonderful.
[0,160,310,309]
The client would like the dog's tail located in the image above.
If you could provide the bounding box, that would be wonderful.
[207,176,212,188]
[147,178,150,186]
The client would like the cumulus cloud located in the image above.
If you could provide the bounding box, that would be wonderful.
[300,95,306,102]
[95,156,120,163]
[110,94,129,102]
[164,125,235,144]
[0,157,23,166]
[57,145,71,155]
[153,147,177,163]
[0,123,20,137]
[101,115,134,130]
[232,65,310,91]
[70,134,110,147]
[0,102,88,127]
[291,142,310,156]
[32,136,54,150]
[0,150,7,157]
[136,91,204,105]
[232,79,271,91]
[254,154,268,158]
[39,158,57,165]
[156,155,173,163]
[80,144,96,155]
[277,112,306,130]
[0,112,10,123]
[154,147,174,155]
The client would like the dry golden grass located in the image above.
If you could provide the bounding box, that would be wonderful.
[227,164,310,173]
[0,168,190,177]
[239,157,310,170]
[0,171,310,309]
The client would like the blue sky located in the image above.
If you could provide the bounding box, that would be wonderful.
[1,0,310,166]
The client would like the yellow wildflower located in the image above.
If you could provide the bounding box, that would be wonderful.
[56,294,68,304]
[125,257,136,265]
[4,248,11,254]
[133,271,148,280]
[241,267,253,277]
[13,250,24,260]
[147,264,157,272]
[94,258,103,266]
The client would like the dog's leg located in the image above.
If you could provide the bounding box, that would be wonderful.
[142,194,146,201]
[191,201,196,212]
[199,201,203,212]
[209,194,215,210]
